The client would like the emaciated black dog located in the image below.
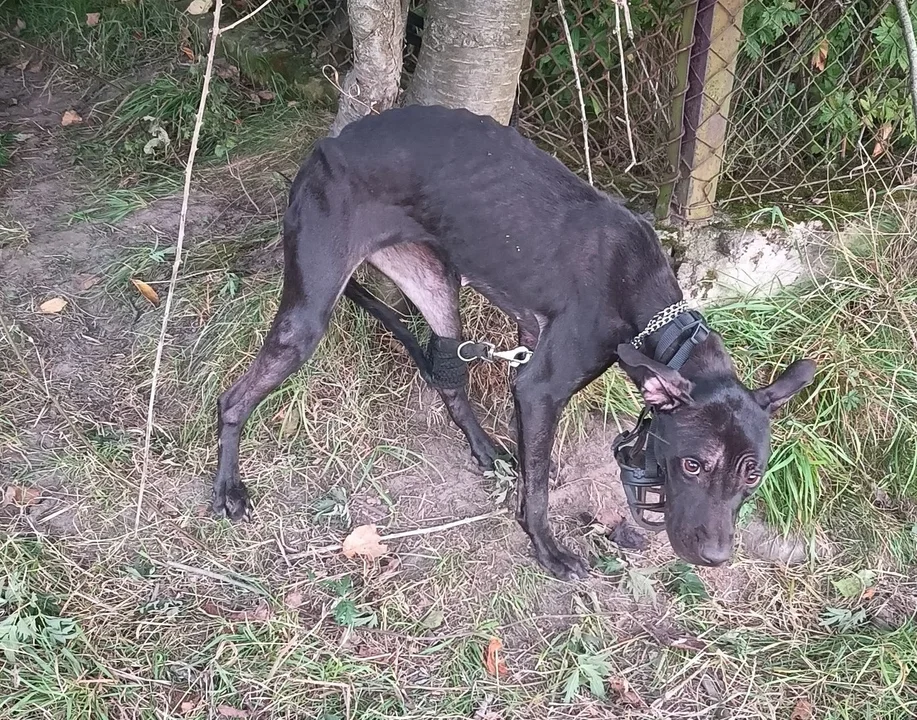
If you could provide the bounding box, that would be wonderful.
[211,105,815,580]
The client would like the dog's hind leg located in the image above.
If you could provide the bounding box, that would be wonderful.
[211,241,357,520]
[366,243,500,469]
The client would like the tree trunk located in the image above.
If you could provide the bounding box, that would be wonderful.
[329,0,409,138]
[404,0,531,125]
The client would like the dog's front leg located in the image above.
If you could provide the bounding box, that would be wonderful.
[512,366,590,581]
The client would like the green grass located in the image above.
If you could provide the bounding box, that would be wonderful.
[3,0,199,77]
[3,4,917,717]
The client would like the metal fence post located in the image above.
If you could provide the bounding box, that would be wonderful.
[674,0,746,224]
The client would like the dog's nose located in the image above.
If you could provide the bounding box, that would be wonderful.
[697,544,732,567]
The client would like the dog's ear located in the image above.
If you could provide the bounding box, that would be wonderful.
[616,343,694,411]
[753,359,816,414]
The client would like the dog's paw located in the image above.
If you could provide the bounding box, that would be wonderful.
[534,539,590,581]
[212,483,253,522]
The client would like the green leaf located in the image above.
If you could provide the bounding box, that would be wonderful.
[832,569,876,599]
[420,609,445,630]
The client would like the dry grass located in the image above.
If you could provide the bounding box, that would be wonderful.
[1,5,916,718]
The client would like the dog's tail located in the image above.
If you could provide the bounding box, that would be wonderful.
[344,279,432,378]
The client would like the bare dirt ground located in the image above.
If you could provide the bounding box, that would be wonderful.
[2,55,916,720]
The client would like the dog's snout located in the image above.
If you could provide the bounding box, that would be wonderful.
[697,543,732,567]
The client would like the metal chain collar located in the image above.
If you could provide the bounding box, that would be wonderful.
[630,300,690,349]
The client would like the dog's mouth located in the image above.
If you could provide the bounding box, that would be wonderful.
[612,409,667,531]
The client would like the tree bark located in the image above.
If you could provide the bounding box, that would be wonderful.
[405,0,531,125]
[329,0,409,138]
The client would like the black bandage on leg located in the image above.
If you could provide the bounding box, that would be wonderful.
[425,334,468,389]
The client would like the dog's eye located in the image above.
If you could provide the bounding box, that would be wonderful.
[746,472,761,486]
[682,458,701,476]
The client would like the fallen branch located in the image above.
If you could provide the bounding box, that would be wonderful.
[893,0,917,125]
[556,0,593,185]
[286,508,508,560]
[135,0,224,529]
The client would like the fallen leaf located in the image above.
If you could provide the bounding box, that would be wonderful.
[342,524,388,559]
[131,278,160,306]
[77,274,102,290]
[15,18,26,32]
[61,110,83,126]
[279,406,299,436]
[791,698,814,720]
[832,569,876,599]
[181,45,195,62]
[38,297,67,314]
[863,586,876,600]
[420,608,444,629]
[216,706,247,719]
[283,590,303,609]
[377,556,402,582]
[86,12,100,26]
[811,38,828,72]
[872,121,893,158]
[670,636,706,652]
[2,485,42,507]
[202,599,272,623]
[186,0,214,15]
[257,90,275,101]
[609,676,645,707]
[178,697,202,714]
[484,637,508,676]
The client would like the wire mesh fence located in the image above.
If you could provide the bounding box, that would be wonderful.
[238,0,917,220]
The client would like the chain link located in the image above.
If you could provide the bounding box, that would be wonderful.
[630,300,690,349]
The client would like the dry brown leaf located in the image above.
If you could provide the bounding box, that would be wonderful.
[257,90,275,101]
[78,274,102,290]
[86,12,100,26]
[181,45,195,62]
[791,698,814,720]
[484,637,508,676]
[216,706,247,719]
[178,697,202,714]
[872,121,893,158]
[61,110,83,126]
[670,636,706,652]
[2,485,42,507]
[38,297,67,314]
[283,590,304,609]
[811,38,828,72]
[342,524,388,559]
[186,0,214,15]
[131,278,160,306]
[377,556,402,582]
[609,676,645,707]
[202,599,272,623]
[863,586,876,600]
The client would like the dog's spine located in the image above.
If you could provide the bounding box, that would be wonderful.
[344,279,433,379]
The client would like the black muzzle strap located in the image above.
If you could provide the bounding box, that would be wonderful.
[612,306,711,531]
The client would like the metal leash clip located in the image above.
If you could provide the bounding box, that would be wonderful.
[491,346,533,367]
[457,341,534,368]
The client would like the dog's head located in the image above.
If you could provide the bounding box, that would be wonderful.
[616,343,815,566]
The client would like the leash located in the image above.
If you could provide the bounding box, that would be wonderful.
[612,302,710,531]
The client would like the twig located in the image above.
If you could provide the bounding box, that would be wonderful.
[134,0,224,530]
[322,64,381,116]
[614,0,638,173]
[286,509,508,560]
[164,560,269,596]
[556,0,592,185]
[893,0,917,125]
[220,0,275,34]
